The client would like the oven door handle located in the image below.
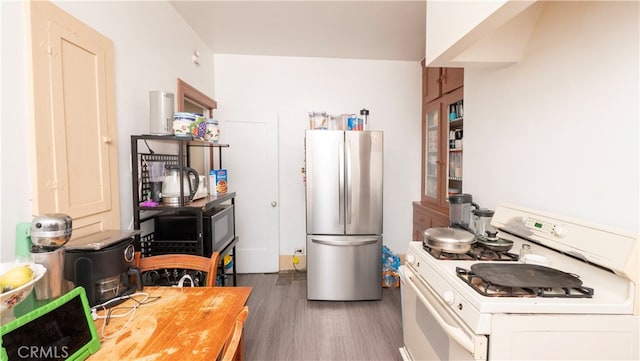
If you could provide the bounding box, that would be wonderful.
[405,268,478,356]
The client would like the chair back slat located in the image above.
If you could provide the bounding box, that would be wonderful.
[135,252,219,287]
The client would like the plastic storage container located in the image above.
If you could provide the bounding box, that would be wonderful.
[309,112,327,129]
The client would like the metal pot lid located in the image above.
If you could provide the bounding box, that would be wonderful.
[470,263,583,289]
[424,227,475,244]
[476,236,513,245]
[476,237,514,252]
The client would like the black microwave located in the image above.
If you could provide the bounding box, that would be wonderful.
[153,204,235,257]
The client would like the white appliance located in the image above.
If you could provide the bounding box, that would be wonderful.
[305,130,383,301]
[400,203,639,360]
[149,91,174,134]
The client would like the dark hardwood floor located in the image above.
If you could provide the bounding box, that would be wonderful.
[236,272,403,361]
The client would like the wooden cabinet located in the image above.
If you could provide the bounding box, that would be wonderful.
[412,202,449,241]
[422,61,442,103]
[421,87,465,209]
[416,63,464,230]
[421,63,464,104]
[441,68,464,94]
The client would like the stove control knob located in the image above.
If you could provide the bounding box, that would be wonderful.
[553,225,568,238]
[443,291,455,305]
[406,253,415,265]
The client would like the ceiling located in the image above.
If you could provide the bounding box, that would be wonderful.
[169,1,426,61]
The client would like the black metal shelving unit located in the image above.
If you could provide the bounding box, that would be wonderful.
[130,134,238,286]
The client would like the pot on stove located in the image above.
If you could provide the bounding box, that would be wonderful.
[423,227,476,254]
[476,231,514,253]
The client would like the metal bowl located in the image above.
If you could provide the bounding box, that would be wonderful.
[30,213,72,249]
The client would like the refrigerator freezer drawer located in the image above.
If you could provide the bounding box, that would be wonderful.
[306,235,382,301]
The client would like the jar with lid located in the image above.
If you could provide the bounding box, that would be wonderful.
[194,115,207,139]
[519,244,531,262]
[173,112,196,137]
[205,119,220,143]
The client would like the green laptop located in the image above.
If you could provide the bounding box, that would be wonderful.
[1,287,100,361]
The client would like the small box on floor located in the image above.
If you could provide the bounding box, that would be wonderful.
[210,169,228,194]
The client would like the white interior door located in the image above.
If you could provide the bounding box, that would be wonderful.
[215,110,279,273]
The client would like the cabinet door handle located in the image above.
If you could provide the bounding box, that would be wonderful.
[103,136,113,144]
[271,201,277,207]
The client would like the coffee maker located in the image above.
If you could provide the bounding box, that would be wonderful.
[63,230,142,307]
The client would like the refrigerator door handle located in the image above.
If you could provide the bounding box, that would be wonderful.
[339,139,345,225]
[345,137,352,225]
[311,238,378,247]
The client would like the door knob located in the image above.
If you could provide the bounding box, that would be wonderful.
[271,201,277,207]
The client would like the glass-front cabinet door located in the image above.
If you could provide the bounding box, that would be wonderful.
[425,105,439,199]
[421,98,448,210]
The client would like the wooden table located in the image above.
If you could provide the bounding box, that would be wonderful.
[90,286,252,360]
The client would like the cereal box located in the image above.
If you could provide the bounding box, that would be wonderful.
[209,169,228,195]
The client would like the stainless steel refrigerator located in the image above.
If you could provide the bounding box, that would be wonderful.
[305,130,383,301]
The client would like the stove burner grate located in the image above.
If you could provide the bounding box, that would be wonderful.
[456,267,594,298]
[422,244,519,262]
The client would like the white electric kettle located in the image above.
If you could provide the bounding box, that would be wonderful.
[161,165,199,206]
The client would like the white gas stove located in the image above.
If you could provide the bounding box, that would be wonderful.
[400,204,639,361]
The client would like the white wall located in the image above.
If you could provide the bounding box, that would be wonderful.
[213,54,422,255]
[0,1,215,261]
[463,1,639,233]
[7,0,631,266]
[1,1,32,260]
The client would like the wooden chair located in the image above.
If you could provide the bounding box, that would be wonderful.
[134,252,219,287]
[220,306,249,361]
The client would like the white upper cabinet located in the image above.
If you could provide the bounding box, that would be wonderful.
[425,0,542,68]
